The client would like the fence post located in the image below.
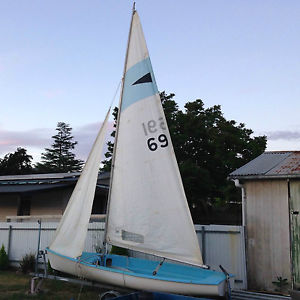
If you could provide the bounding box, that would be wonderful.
[7,225,12,261]
[35,220,42,274]
[201,225,206,264]
[240,225,248,290]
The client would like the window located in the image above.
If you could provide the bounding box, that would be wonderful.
[18,196,31,216]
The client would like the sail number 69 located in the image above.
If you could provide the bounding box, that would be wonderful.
[147,134,168,151]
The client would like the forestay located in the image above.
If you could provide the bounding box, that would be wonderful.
[106,11,203,267]
[49,108,111,258]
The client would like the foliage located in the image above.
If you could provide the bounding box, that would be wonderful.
[161,92,266,223]
[101,92,267,224]
[19,253,35,274]
[0,148,33,175]
[110,245,128,256]
[272,276,289,292]
[101,107,118,172]
[47,260,54,275]
[35,122,83,173]
[0,244,9,270]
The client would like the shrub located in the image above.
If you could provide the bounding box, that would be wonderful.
[20,253,35,273]
[0,244,9,270]
[272,276,289,292]
[47,260,54,275]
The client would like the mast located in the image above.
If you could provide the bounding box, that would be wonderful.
[103,3,136,246]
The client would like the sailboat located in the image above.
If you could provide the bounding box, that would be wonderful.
[46,5,227,296]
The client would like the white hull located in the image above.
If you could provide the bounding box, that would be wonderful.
[48,251,226,296]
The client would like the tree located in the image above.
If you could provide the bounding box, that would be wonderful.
[102,92,267,224]
[0,147,33,175]
[101,107,118,172]
[161,93,266,223]
[36,122,83,173]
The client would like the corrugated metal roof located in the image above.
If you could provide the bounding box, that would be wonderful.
[229,151,300,179]
[0,172,110,193]
[267,152,300,175]
[0,172,109,183]
[0,172,81,181]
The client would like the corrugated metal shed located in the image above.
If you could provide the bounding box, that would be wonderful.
[228,151,300,291]
[229,151,300,179]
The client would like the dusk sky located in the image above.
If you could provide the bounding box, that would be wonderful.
[1,1,300,162]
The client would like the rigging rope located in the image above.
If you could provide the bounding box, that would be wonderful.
[109,80,122,108]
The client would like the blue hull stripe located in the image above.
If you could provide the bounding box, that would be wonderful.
[121,57,159,112]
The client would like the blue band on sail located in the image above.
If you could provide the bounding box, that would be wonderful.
[121,57,159,111]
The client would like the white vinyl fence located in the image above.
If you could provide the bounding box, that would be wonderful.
[0,222,247,290]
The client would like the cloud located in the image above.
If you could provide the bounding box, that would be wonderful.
[0,121,114,162]
[43,89,65,99]
[0,128,51,155]
[73,121,114,161]
[1,124,298,163]
[265,130,300,141]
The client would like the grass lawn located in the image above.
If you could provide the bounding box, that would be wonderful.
[0,269,106,300]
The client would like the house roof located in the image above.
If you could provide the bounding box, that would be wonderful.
[0,172,110,193]
[229,151,300,180]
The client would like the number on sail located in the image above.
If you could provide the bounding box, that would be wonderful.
[158,134,168,147]
[147,134,168,151]
[142,118,166,136]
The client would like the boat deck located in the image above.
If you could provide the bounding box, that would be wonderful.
[80,252,226,285]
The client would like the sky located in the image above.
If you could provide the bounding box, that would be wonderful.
[1,0,300,163]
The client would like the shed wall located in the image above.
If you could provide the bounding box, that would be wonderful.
[30,189,72,216]
[0,195,19,221]
[245,180,291,291]
[0,187,106,221]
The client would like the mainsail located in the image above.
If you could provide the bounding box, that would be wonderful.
[106,10,203,267]
[49,108,111,258]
